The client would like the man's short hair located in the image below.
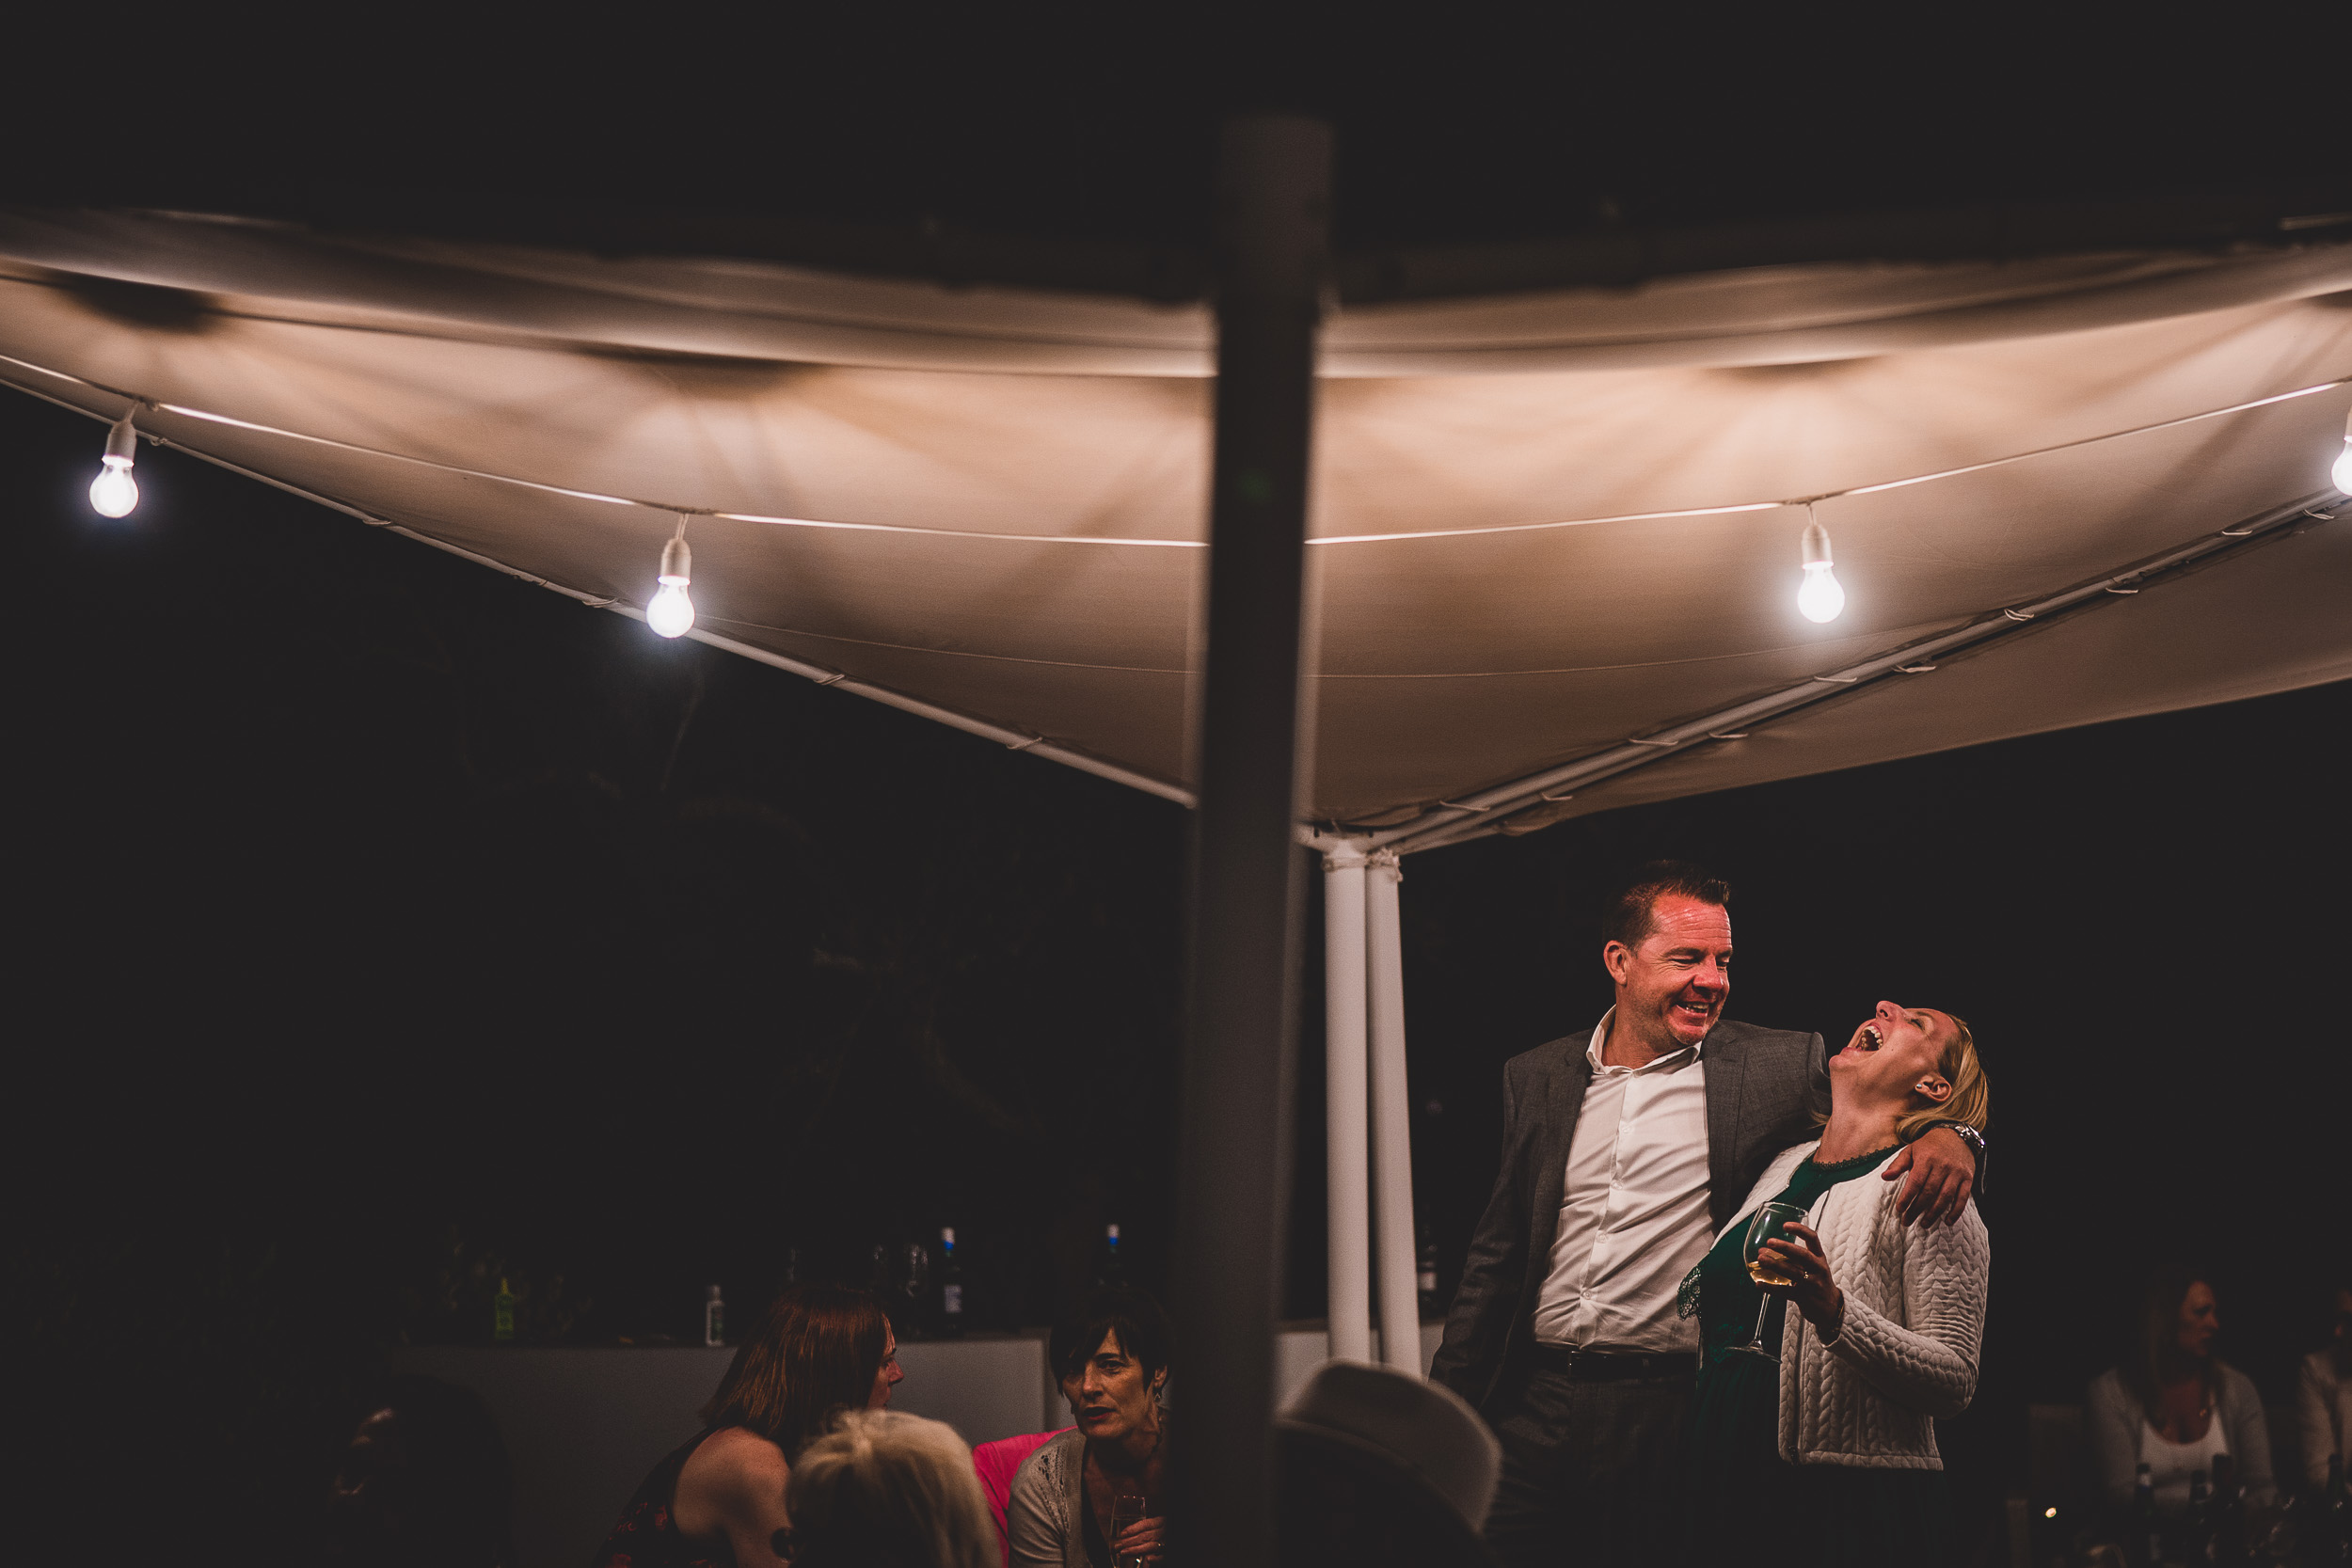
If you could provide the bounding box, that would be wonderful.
[1600,862,1731,952]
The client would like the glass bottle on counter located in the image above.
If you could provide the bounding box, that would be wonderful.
[936,1227,965,1338]
[1095,1222,1124,1289]
[2328,1450,2348,1563]
[2133,1462,2160,1568]
[899,1241,931,1336]
[493,1277,516,1344]
[2209,1451,2239,1565]
[704,1285,725,1348]
[2185,1470,2212,1565]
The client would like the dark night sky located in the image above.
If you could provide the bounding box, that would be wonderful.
[7,8,2352,1560]
[4,5,2346,251]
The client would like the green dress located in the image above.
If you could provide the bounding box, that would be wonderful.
[1677,1146,1955,1568]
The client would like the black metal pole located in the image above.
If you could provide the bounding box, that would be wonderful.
[1168,114,1330,1568]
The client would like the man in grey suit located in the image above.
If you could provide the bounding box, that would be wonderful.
[1428,863,1979,1567]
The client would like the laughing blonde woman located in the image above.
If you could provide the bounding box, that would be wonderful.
[1676,1001,1991,1568]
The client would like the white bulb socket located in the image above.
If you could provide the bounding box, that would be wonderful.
[1797,520,1845,623]
[647,534,695,638]
[104,412,139,466]
[90,411,141,517]
[1800,520,1833,567]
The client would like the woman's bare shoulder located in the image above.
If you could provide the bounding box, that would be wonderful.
[692,1427,788,1481]
[677,1428,789,1525]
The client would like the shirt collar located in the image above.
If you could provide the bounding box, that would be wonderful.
[1587,1006,1705,1074]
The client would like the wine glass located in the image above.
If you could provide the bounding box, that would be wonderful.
[1107,1494,1148,1568]
[1727,1202,1808,1359]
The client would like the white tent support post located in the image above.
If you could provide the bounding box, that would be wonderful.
[1320,842,1375,1362]
[1364,848,1422,1373]
[1168,114,1330,1568]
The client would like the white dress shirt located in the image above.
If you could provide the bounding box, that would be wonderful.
[1530,1009,1714,1354]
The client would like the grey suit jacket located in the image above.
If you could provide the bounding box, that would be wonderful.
[1427,1016,1828,1415]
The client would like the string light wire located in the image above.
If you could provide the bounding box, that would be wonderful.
[1,349,2344,548]
[2,349,2346,833]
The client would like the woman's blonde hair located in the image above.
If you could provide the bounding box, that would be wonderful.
[784,1409,997,1568]
[1896,1012,1989,1142]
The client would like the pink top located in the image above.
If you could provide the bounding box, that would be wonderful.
[972,1429,1072,1567]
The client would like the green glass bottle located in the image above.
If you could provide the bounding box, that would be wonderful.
[493,1277,516,1343]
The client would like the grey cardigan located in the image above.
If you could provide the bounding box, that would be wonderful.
[2086,1364,2276,1511]
[1006,1428,1089,1568]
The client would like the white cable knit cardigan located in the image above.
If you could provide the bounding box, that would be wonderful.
[1719,1139,1991,1469]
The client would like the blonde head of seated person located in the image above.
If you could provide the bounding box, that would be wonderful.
[785,1409,999,1568]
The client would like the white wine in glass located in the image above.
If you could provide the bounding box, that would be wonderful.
[1728,1202,1808,1358]
[1108,1494,1148,1568]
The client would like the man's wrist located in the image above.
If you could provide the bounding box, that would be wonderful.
[1917,1120,1985,1157]
[1913,1119,1988,1200]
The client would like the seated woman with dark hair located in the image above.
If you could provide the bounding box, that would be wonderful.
[2297,1273,2352,1493]
[594,1284,904,1568]
[1007,1286,1171,1568]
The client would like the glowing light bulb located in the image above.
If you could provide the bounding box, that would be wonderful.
[648,579,695,638]
[647,531,695,638]
[1797,519,1845,623]
[89,411,140,517]
[89,460,138,517]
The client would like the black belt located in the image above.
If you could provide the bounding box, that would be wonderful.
[1529,1343,1695,1382]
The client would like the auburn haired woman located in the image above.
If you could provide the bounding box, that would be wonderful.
[593,1284,904,1568]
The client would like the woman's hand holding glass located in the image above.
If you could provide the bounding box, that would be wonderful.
[1756,1221,1844,1336]
[1110,1504,1167,1568]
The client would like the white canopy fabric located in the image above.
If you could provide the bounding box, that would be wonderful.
[6,206,2349,839]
